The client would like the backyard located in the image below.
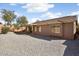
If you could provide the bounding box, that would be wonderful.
[0,32,79,56]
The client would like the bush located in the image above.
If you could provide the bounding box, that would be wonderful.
[74,25,79,39]
[28,25,32,33]
[13,24,20,29]
[76,25,79,34]
[2,26,9,34]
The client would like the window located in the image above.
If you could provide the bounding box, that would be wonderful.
[35,26,37,32]
[38,26,41,32]
[51,25,61,33]
[32,26,33,31]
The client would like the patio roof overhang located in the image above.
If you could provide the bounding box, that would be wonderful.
[31,15,77,26]
[57,19,76,23]
[31,20,62,26]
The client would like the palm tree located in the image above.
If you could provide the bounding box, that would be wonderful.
[1,9,16,26]
[16,16,28,27]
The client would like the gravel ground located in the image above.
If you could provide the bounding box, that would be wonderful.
[0,32,78,56]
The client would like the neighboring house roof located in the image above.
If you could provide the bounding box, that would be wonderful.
[32,15,77,25]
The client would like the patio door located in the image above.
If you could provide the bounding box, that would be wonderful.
[63,23,73,39]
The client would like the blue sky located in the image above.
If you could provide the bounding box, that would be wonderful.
[0,3,79,24]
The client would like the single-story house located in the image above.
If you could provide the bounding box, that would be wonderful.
[31,15,77,39]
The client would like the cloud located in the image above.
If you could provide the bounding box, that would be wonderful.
[14,12,21,17]
[77,16,79,23]
[77,3,79,6]
[9,3,17,6]
[0,18,5,24]
[29,17,42,23]
[41,12,62,19]
[29,12,62,23]
[71,11,79,15]
[71,11,79,23]
[22,3,54,13]
[0,13,5,24]
[0,13,2,17]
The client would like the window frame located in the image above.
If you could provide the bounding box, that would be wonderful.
[34,26,37,32]
[51,24,61,33]
[38,26,41,32]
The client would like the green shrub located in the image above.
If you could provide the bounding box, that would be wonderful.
[13,24,20,29]
[2,26,9,34]
[28,25,32,33]
[76,25,79,33]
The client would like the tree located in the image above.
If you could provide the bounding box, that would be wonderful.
[16,16,28,27]
[13,23,20,29]
[1,9,16,25]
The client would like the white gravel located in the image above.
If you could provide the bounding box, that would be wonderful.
[0,32,67,56]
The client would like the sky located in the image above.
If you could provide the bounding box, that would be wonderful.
[0,3,79,24]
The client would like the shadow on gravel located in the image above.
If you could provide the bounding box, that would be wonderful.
[14,32,30,35]
[14,32,67,41]
[14,32,53,41]
[29,34,53,41]
[63,40,79,56]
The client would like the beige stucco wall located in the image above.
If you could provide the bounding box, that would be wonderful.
[32,23,63,37]
[62,22,76,39]
[0,24,3,33]
[32,25,51,36]
[32,22,76,39]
